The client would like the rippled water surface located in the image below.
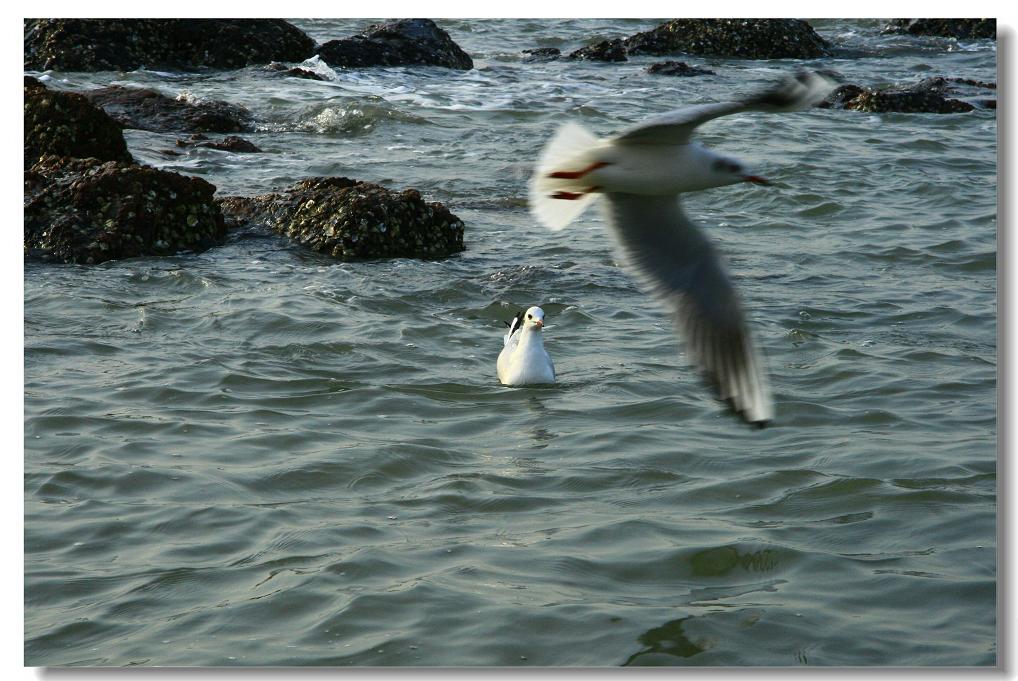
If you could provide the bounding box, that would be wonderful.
[24,19,996,666]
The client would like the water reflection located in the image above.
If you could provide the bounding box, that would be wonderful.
[623,616,706,665]
[525,394,557,450]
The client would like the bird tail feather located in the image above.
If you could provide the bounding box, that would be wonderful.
[529,121,603,231]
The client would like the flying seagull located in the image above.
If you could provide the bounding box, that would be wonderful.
[497,306,556,386]
[529,71,836,427]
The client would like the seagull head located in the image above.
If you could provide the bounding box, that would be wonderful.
[523,306,546,330]
[708,155,771,188]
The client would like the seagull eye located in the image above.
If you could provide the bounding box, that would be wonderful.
[729,163,742,173]
[527,314,532,319]
[711,160,726,172]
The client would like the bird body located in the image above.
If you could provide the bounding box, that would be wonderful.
[593,142,746,195]
[529,71,836,426]
[497,306,555,386]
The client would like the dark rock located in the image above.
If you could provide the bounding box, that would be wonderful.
[201,136,262,153]
[948,77,996,89]
[818,77,976,113]
[24,18,315,72]
[317,19,472,70]
[521,47,561,62]
[882,19,995,40]
[85,85,253,133]
[218,177,465,260]
[625,19,829,59]
[25,155,226,264]
[286,68,326,81]
[817,84,866,109]
[568,38,628,62]
[265,62,328,81]
[24,76,132,169]
[975,99,997,110]
[647,61,715,76]
[176,134,262,153]
[24,75,45,92]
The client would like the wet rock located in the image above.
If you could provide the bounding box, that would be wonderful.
[24,76,132,169]
[647,61,715,76]
[24,18,315,72]
[521,47,561,62]
[24,75,45,93]
[176,134,262,153]
[882,19,995,40]
[948,77,996,89]
[817,77,977,113]
[317,19,472,70]
[817,84,866,109]
[25,155,226,264]
[625,19,829,59]
[218,177,465,260]
[568,38,628,62]
[265,62,328,81]
[85,85,253,133]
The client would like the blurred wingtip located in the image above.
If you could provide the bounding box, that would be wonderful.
[750,68,842,112]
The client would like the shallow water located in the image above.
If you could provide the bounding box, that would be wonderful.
[24,19,996,666]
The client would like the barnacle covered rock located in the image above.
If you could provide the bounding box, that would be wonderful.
[317,19,472,70]
[264,62,329,81]
[624,19,829,59]
[218,177,465,260]
[24,76,131,169]
[521,47,561,62]
[817,77,992,113]
[176,133,262,153]
[817,84,866,109]
[882,19,995,40]
[85,85,254,133]
[647,61,715,76]
[24,18,315,72]
[25,155,226,264]
[568,38,628,62]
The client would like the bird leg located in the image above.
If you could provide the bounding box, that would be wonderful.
[548,161,610,180]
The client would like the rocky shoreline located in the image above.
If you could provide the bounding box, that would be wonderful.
[24,75,465,264]
[24,18,996,265]
[25,18,477,73]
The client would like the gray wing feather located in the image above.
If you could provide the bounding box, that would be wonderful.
[614,102,745,145]
[614,70,837,146]
[602,192,774,426]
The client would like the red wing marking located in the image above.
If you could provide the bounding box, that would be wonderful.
[548,161,611,180]
[551,186,601,201]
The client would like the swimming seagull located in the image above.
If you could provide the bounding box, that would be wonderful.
[497,306,556,386]
[529,71,836,427]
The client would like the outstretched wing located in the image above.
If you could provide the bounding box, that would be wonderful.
[613,70,837,146]
[602,192,773,427]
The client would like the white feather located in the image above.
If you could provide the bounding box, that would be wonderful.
[528,122,604,231]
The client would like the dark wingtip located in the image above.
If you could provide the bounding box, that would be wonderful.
[748,69,841,110]
[505,309,527,334]
[719,393,772,430]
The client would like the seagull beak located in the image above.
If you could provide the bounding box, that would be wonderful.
[534,319,544,328]
[744,175,771,186]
